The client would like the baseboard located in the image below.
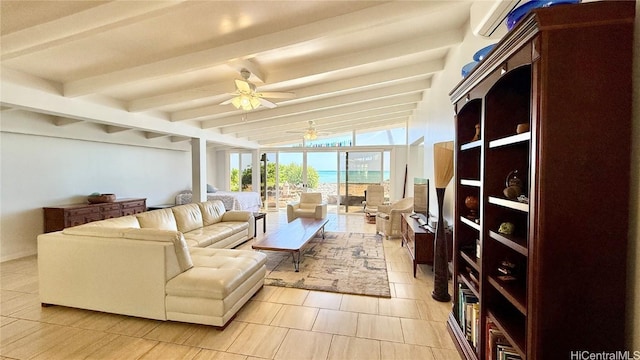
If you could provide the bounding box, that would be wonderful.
[1,250,37,263]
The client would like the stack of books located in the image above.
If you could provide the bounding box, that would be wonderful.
[486,321,522,359]
[458,284,480,349]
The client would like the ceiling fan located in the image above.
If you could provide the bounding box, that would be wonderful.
[220,69,294,111]
[288,120,331,140]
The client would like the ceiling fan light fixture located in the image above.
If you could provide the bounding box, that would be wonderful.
[231,94,261,111]
[303,129,317,140]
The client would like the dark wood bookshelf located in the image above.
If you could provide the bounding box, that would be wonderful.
[447,2,635,359]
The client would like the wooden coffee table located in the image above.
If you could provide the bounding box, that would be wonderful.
[252,217,329,272]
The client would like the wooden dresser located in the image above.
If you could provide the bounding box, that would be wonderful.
[401,213,435,277]
[43,198,146,233]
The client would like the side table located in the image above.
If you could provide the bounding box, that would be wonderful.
[253,212,266,237]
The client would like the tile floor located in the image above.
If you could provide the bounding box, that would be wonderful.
[0,212,462,360]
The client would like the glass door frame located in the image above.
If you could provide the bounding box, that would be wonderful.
[255,146,392,214]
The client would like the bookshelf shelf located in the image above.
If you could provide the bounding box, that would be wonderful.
[487,276,526,315]
[489,231,527,257]
[487,311,525,358]
[488,132,530,149]
[459,274,480,298]
[460,216,480,231]
[447,2,634,359]
[461,140,482,151]
[460,179,481,187]
[488,196,528,213]
[460,251,479,273]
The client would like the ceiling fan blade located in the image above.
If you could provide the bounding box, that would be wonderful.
[235,79,252,94]
[256,91,295,99]
[258,98,277,108]
[220,98,234,105]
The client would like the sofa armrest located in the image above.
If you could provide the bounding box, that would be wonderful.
[286,203,300,222]
[315,203,328,219]
[221,210,252,222]
[377,204,392,214]
[37,232,175,320]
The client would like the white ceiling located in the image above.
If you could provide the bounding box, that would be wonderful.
[1,0,478,148]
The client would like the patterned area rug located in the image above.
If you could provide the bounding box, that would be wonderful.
[263,232,391,298]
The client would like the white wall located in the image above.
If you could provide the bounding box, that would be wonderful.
[413,23,498,223]
[0,115,192,261]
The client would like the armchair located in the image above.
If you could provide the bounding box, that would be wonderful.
[376,197,414,239]
[286,192,328,223]
[363,184,385,215]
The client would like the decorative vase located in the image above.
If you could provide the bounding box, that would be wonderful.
[464,195,479,219]
[432,187,451,302]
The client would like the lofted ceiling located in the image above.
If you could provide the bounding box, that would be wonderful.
[0,0,476,149]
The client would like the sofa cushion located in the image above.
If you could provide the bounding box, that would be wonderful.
[166,248,266,299]
[62,226,129,238]
[182,226,233,248]
[198,200,226,226]
[136,208,178,231]
[123,228,193,272]
[299,203,317,210]
[172,203,203,233]
[294,209,316,216]
[81,215,141,229]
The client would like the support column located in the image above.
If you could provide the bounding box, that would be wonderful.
[191,137,207,203]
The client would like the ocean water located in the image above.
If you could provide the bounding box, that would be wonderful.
[316,170,390,184]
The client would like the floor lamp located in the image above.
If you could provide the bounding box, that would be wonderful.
[432,141,454,302]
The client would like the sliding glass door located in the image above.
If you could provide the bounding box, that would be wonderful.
[307,151,337,211]
[338,151,384,213]
[256,149,390,214]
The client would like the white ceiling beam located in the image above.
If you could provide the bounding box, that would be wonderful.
[262,31,459,86]
[127,79,235,112]
[214,81,428,131]
[129,62,432,113]
[2,1,188,61]
[227,59,265,83]
[234,106,415,138]
[145,132,167,139]
[217,95,421,133]
[254,116,408,144]
[195,80,427,128]
[105,125,131,134]
[61,2,445,97]
[278,64,434,101]
[171,52,440,122]
[53,116,83,126]
[242,110,414,140]
[170,136,191,143]
[1,70,259,149]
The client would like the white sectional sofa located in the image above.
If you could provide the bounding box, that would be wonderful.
[37,200,266,327]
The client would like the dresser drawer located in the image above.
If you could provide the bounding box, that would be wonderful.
[66,207,100,217]
[100,203,121,212]
[122,206,145,216]
[102,210,122,219]
[121,200,146,209]
[66,213,102,227]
